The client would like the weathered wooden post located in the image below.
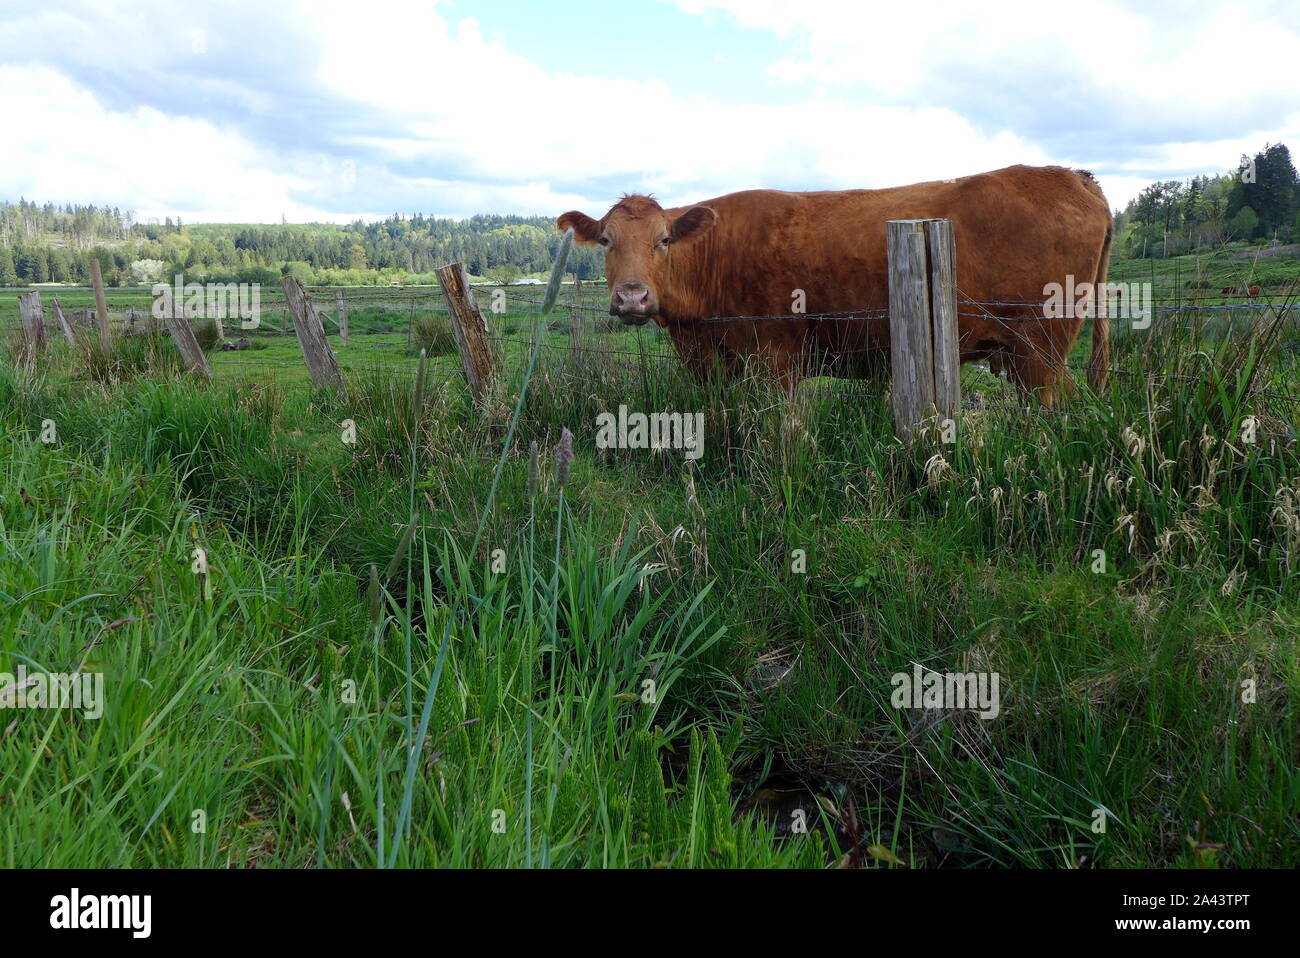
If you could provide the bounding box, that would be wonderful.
[569,307,582,350]
[210,301,226,343]
[336,290,349,346]
[281,275,344,392]
[50,298,77,346]
[18,291,47,355]
[435,262,497,403]
[162,289,212,378]
[88,257,112,351]
[887,218,960,442]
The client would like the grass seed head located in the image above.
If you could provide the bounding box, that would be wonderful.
[554,427,574,486]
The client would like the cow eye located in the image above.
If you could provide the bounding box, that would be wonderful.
[655,236,670,250]
[598,235,611,247]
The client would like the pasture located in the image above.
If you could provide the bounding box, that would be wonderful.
[1,266,1298,868]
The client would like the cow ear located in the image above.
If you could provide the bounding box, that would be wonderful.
[671,206,716,243]
[557,211,601,245]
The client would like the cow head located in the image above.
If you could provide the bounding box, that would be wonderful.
[557,195,716,325]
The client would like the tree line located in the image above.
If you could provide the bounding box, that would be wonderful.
[0,203,604,287]
[1114,143,1298,258]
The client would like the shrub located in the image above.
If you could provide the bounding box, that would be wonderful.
[411,313,458,355]
[193,318,222,351]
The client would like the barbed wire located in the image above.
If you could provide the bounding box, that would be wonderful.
[8,283,1300,413]
[7,287,1295,335]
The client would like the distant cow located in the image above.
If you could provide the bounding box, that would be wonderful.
[559,165,1112,404]
[221,337,252,351]
[1221,284,1262,296]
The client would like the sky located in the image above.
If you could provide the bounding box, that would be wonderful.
[1,0,1297,224]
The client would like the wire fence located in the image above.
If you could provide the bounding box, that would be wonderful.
[6,280,1300,432]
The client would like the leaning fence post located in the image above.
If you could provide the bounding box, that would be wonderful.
[50,298,77,346]
[281,276,344,393]
[336,290,349,346]
[18,290,47,356]
[162,290,212,378]
[436,262,497,403]
[88,257,112,352]
[887,218,960,442]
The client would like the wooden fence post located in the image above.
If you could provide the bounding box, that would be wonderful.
[50,298,77,346]
[436,262,497,403]
[887,218,960,442]
[210,302,226,343]
[569,307,582,349]
[18,291,47,355]
[281,275,344,392]
[336,290,349,346]
[89,258,112,352]
[163,290,211,378]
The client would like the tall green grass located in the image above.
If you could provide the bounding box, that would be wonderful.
[0,294,1296,868]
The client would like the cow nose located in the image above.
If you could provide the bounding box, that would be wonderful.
[611,283,654,320]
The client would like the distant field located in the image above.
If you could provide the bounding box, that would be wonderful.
[0,280,675,391]
[4,242,1297,322]
[1108,246,1300,293]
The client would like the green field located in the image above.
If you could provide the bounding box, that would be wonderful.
[1,260,1298,868]
[1108,245,1300,294]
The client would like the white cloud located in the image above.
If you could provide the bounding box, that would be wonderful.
[2,0,1297,220]
[299,0,1054,211]
[669,0,1300,207]
[0,66,334,222]
[672,0,1300,105]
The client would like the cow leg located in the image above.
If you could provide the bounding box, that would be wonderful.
[999,311,1086,406]
[680,352,715,385]
[666,324,727,386]
[756,345,811,398]
[1006,354,1058,406]
[775,363,803,397]
[1006,333,1075,407]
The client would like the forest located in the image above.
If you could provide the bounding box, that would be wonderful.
[0,204,604,287]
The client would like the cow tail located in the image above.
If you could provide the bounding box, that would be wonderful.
[1089,220,1113,392]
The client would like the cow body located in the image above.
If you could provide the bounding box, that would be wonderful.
[559,164,1113,404]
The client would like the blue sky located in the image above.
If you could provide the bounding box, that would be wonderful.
[2,0,1297,223]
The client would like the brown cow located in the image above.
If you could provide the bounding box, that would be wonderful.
[558,165,1113,404]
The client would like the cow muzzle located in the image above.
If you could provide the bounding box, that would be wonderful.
[611,283,657,325]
